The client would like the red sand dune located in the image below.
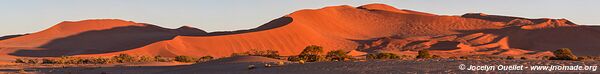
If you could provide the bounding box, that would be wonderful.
[1,3,599,59]
[74,4,508,58]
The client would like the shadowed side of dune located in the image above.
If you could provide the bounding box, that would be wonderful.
[0,34,28,41]
[456,26,600,55]
[461,13,528,22]
[198,17,293,36]
[9,25,178,57]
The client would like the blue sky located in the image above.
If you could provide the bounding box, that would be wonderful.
[1,0,598,35]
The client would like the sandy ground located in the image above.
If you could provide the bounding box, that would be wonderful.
[2,59,599,74]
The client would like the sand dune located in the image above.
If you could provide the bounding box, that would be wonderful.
[0,3,599,59]
[75,4,509,58]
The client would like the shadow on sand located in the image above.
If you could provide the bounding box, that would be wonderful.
[8,17,293,57]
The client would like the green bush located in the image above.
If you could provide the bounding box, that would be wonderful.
[367,53,400,59]
[287,45,326,62]
[300,45,324,55]
[326,50,351,61]
[175,56,197,63]
[416,50,432,59]
[549,48,578,60]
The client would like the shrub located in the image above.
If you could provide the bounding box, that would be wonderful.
[326,50,351,61]
[18,69,26,73]
[432,55,442,59]
[542,56,551,60]
[90,57,114,64]
[287,45,326,62]
[248,50,280,59]
[154,56,174,62]
[113,54,135,63]
[577,56,599,61]
[416,50,432,59]
[175,56,197,63]
[459,56,468,59]
[28,59,40,64]
[506,56,515,60]
[290,55,326,62]
[449,56,459,59]
[198,56,214,62]
[231,52,250,57]
[367,53,400,59]
[287,56,301,61]
[60,56,81,64]
[17,55,178,64]
[300,45,324,55]
[42,59,57,64]
[549,48,578,60]
[366,54,377,59]
[15,58,27,63]
[138,56,154,62]
[520,57,528,60]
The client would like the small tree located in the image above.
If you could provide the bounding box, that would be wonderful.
[326,50,351,61]
[416,50,432,59]
[550,48,578,60]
